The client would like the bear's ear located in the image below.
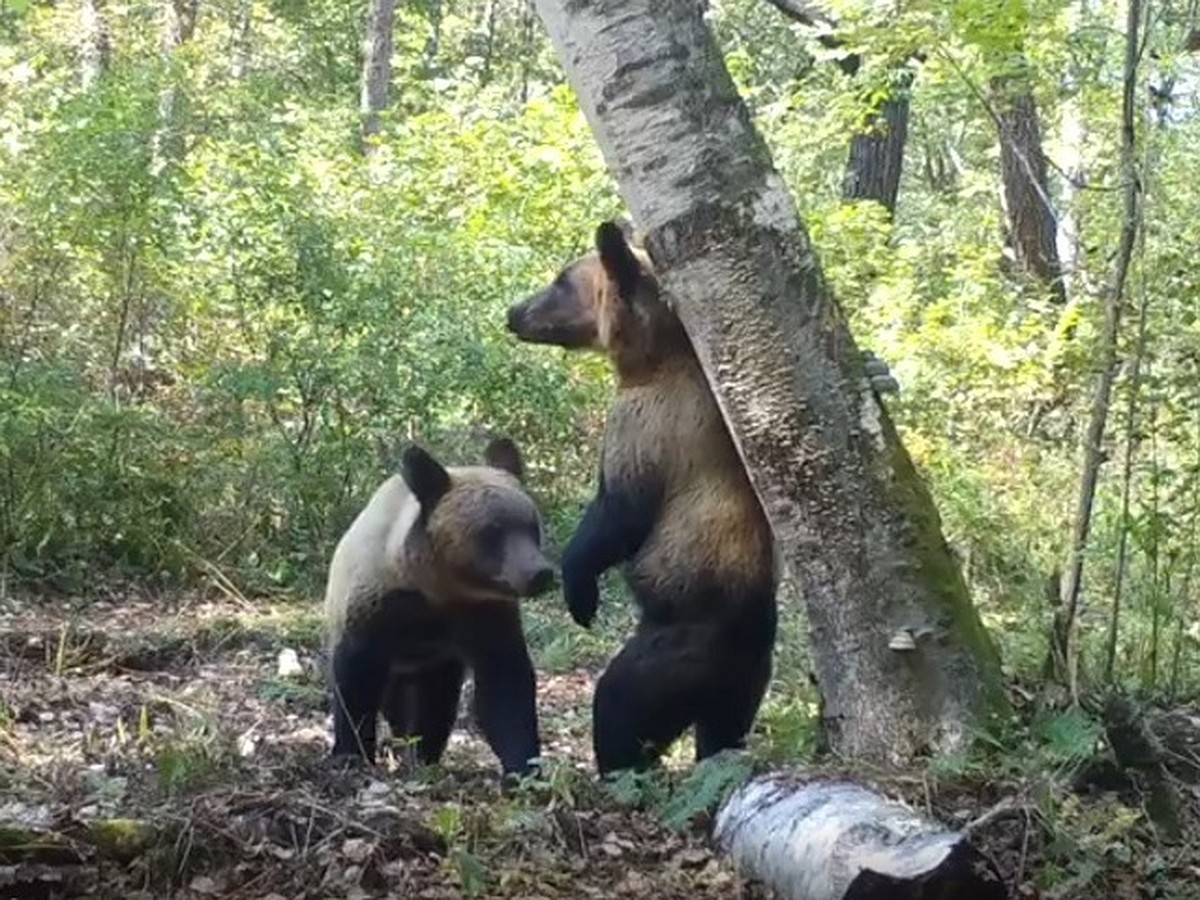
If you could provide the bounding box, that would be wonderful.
[596,220,643,299]
[400,444,452,517]
[484,436,526,483]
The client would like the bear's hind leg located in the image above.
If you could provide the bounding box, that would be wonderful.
[693,648,773,761]
[412,659,466,766]
[381,660,465,767]
[592,623,711,776]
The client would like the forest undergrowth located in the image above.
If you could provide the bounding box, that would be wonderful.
[2,581,1198,899]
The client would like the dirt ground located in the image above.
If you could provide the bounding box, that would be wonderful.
[1,588,1197,899]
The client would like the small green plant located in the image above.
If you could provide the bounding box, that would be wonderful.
[154,744,223,796]
[657,750,753,832]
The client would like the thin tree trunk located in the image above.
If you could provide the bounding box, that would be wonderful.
[1056,0,1098,302]
[1105,292,1148,683]
[993,78,1066,303]
[1052,0,1144,700]
[151,0,199,171]
[480,0,499,85]
[359,0,398,143]
[79,0,111,90]
[421,0,444,77]
[230,0,253,80]
[533,0,1007,764]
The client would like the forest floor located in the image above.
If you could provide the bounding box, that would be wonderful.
[2,586,1198,899]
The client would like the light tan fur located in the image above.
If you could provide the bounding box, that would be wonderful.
[586,243,775,613]
[325,466,540,644]
[604,356,774,612]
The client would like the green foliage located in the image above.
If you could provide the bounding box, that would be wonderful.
[600,752,754,834]
[1,0,1198,724]
[656,751,754,833]
[0,2,615,593]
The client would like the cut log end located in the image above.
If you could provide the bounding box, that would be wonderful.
[844,840,1004,900]
[714,777,1006,900]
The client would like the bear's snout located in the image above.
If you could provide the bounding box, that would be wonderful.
[505,303,525,334]
[526,565,555,597]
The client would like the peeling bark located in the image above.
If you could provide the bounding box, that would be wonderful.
[714,776,1006,900]
[533,0,1007,764]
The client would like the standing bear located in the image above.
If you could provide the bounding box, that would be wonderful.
[323,437,553,777]
[506,222,778,775]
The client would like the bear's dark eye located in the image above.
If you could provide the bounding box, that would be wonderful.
[477,523,504,557]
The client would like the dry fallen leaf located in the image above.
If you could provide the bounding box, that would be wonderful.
[342,837,375,864]
[188,874,221,895]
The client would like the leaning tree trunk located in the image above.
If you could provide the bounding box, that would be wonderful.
[993,77,1066,304]
[360,0,398,144]
[533,0,1007,764]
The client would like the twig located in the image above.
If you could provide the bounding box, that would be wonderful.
[1017,805,1032,887]
[964,796,1031,835]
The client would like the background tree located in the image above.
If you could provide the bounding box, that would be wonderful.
[764,0,914,218]
[79,0,111,89]
[360,0,398,143]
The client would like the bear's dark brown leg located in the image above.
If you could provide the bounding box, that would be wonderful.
[412,659,466,765]
[592,622,714,775]
[693,650,773,761]
[453,604,540,776]
[330,631,388,761]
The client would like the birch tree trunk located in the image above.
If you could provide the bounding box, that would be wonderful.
[230,0,253,80]
[714,776,1006,899]
[360,0,398,143]
[151,0,199,171]
[79,0,111,90]
[532,0,1007,764]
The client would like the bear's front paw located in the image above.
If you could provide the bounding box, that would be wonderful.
[563,574,599,629]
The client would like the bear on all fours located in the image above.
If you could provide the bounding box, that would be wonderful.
[506,221,779,776]
[323,437,554,777]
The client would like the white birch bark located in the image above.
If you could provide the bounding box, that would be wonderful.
[79,0,111,90]
[714,776,1006,900]
[532,0,1007,763]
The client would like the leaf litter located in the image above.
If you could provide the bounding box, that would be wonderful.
[0,590,749,899]
[3,587,1199,899]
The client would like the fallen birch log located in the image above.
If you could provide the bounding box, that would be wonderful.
[713,776,1006,900]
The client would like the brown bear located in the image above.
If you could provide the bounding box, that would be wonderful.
[323,437,553,776]
[505,222,778,775]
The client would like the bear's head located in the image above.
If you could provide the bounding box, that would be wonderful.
[401,438,555,602]
[506,221,687,372]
